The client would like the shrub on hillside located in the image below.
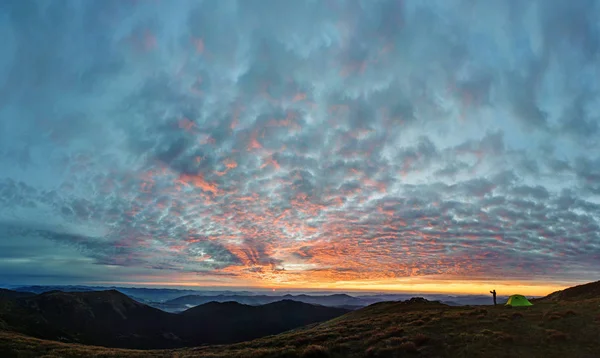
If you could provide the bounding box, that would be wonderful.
[365,346,395,358]
[468,308,487,316]
[545,329,568,342]
[275,346,301,358]
[543,311,562,321]
[511,312,524,320]
[365,326,406,345]
[412,333,430,347]
[366,332,388,346]
[494,332,514,343]
[332,334,361,345]
[365,341,419,357]
[409,319,425,326]
[382,326,405,338]
[399,341,419,353]
[301,345,329,358]
[382,336,408,347]
[328,343,351,355]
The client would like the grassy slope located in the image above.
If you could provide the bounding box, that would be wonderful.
[2,298,599,358]
[537,280,600,302]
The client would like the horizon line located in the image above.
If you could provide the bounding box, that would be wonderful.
[2,280,577,296]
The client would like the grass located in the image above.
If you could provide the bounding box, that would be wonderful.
[300,345,329,358]
[1,298,600,358]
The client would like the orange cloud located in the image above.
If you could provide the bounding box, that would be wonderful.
[176,173,219,195]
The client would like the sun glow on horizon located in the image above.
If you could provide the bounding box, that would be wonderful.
[92,278,571,297]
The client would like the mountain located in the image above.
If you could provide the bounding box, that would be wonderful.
[0,290,35,331]
[11,285,506,310]
[164,294,276,308]
[281,293,368,306]
[161,293,368,311]
[12,285,202,303]
[0,289,181,349]
[2,289,599,358]
[537,280,600,302]
[156,292,504,312]
[3,281,599,357]
[180,299,349,345]
[0,289,350,349]
[12,285,97,294]
[0,288,35,301]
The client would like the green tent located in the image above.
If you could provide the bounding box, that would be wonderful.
[505,294,533,307]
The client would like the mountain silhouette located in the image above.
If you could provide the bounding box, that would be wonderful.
[163,292,368,310]
[180,299,349,345]
[0,289,181,349]
[0,289,350,349]
[537,280,600,302]
[0,288,35,300]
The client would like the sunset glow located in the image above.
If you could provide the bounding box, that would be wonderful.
[96,279,568,297]
[1,0,599,294]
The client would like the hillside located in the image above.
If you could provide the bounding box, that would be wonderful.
[1,294,599,358]
[0,289,35,301]
[0,290,349,349]
[0,282,599,357]
[537,280,600,302]
[164,294,278,308]
[0,289,181,349]
[181,300,349,344]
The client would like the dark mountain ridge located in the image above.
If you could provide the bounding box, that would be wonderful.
[0,288,35,301]
[537,280,600,302]
[180,299,349,344]
[11,285,264,302]
[0,289,350,349]
[0,289,181,349]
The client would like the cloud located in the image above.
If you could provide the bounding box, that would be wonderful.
[0,0,599,290]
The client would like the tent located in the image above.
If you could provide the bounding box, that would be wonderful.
[505,294,533,307]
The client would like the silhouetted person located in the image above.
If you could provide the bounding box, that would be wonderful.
[490,289,497,306]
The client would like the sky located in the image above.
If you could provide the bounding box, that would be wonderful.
[0,0,599,296]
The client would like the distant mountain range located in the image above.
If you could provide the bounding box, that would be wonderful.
[156,293,369,312]
[152,293,511,312]
[0,289,349,349]
[6,285,513,312]
[9,285,206,303]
